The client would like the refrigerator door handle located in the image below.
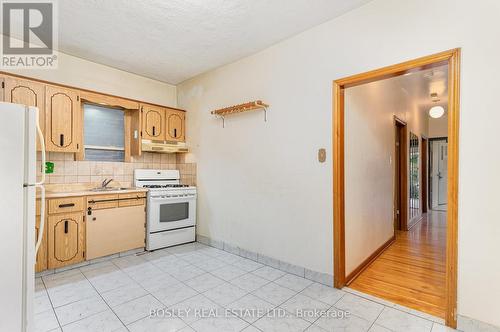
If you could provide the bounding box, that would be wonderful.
[35,108,46,186]
[34,107,46,256]
[34,185,45,255]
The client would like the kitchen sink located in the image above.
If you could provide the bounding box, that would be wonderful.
[90,187,133,192]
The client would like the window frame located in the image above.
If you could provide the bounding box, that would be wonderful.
[82,102,127,162]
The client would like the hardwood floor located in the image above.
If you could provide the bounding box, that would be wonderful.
[349,211,446,318]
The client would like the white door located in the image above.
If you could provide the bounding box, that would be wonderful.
[437,142,448,205]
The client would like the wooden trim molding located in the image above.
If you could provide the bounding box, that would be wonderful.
[445,48,460,328]
[80,90,139,110]
[346,235,396,285]
[333,82,345,288]
[334,50,452,89]
[394,117,408,230]
[332,49,460,328]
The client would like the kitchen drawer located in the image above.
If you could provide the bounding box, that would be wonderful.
[147,226,195,251]
[48,197,84,214]
[118,192,146,207]
[87,194,119,210]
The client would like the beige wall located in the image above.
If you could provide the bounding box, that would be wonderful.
[344,79,428,275]
[429,113,448,138]
[2,37,177,107]
[177,0,500,326]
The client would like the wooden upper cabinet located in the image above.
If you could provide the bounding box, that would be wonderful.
[0,73,186,150]
[165,109,185,142]
[0,77,4,101]
[45,85,81,152]
[141,104,165,140]
[4,77,46,150]
[4,77,45,110]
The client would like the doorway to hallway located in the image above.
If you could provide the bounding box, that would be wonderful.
[350,99,448,318]
[333,49,460,327]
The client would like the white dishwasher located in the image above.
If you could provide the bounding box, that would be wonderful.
[86,205,145,260]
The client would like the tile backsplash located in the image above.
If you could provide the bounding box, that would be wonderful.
[36,152,196,187]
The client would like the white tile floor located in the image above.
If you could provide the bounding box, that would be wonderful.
[35,242,457,332]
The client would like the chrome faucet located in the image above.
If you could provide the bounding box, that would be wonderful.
[101,178,114,188]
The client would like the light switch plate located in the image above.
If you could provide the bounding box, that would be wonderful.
[318,148,326,163]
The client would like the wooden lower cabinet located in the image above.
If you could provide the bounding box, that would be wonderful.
[34,193,145,272]
[35,207,48,272]
[47,212,85,269]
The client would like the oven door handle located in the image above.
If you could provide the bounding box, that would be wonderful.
[150,195,196,203]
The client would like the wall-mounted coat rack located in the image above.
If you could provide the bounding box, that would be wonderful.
[211,100,269,128]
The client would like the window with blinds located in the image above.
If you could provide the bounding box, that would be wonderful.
[83,104,125,162]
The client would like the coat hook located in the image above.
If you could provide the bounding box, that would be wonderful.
[211,100,269,128]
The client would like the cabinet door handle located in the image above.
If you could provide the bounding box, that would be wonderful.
[152,126,156,136]
[64,220,68,234]
[59,203,75,208]
[174,128,177,138]
[60,134,64,146]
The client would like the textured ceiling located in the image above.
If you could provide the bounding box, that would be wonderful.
[40,0,372,84]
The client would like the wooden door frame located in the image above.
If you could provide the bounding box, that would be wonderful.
[333,49,460,328]
[421,136,428,213]
[394,117,408,231]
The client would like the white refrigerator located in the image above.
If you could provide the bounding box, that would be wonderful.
[0,102,46,332]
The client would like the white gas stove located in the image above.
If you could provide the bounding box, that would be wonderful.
[134,169,196,250]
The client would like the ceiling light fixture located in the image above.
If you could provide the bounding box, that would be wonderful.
[429,105,445,119]
[430,92,440,102]
[429,92,445,118]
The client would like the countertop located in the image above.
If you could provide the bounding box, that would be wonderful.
[37,187,148,199]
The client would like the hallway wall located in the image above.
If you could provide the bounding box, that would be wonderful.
[429,113,449,138]
[344,79,428,275]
